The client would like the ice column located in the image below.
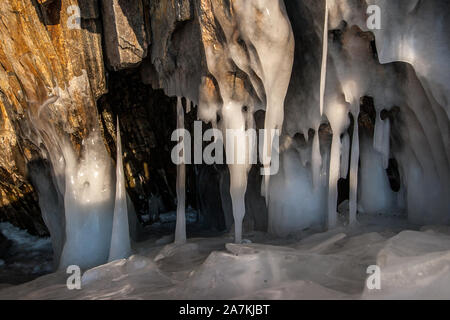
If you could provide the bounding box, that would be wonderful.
[373,111,390,169]
[326,101,349,229]
[349,109,360,225]
[312,126,323,189]
[319,0,329,116]
[59,129,115,269]
[108,119,131,262]
[340,132,350,178]
[175,97,187,244]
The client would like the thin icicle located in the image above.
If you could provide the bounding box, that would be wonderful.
[349,112,360,225]
[373,111,384,152]
[175,97,187,244]
[340,132,350,178]
[319,0,329,116]
[108,118,131,262]
[312,127,322,188]
[186,98,191,113]
[381,118,390,169]
[373,111,390,169]
[327,131,341,229]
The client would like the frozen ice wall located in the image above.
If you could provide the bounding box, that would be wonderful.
[26,71,132,269]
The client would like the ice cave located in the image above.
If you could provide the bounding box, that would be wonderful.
[0,0,449,301]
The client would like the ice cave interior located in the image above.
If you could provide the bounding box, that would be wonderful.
[0,0,449,299]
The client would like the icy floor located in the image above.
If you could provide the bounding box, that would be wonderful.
[0,215,449,299]
[0,223,53,287]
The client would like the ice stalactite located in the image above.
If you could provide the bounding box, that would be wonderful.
[221,100,254,244]
[186,98,191,114]
[108,119,131,262]
[319,0,329,117]
[231,0,295,205]
[312,126,322,189]
[175,97,187,244]
[340,132,350,179]
[373,111,390,170]
[349,110,360,225]
[325,101,349,229]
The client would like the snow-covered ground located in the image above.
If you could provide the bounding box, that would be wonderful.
[0,214,449,300]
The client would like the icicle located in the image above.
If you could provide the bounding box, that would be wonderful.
[319,0,329,116]
[349,111,360,225]
[320,146,329,187]
[340,132,350,178]
[175,97,187,244]
[186,98,191,114]
[108,118,131,262]
[381,118,390,169]
[373,111,390,170]
[312,127,322,188]
[373,111,384,152]
[327,132,341,229]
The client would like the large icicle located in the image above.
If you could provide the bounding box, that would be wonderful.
[312,127,322,189]
[381,119,390,169]
[349,111,360,225]
[340,132,350,179]
[374,112,391,170]
[327,132,341,228]
[325,101,349,229]
[319,0,329,116]
[108,118,131,261]
[175,97,187,244]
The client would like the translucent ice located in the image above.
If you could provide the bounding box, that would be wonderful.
[175,97,187,244]
[108,119,131,262]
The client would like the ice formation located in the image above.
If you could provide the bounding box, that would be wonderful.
[108,119,131,262]
[197,0,294,242]
[24,72,135,269]
[174,97,187,244]
[325,100,349,228]
[268,144,327,236]
[358,134,397,215]
[319,0,329,116]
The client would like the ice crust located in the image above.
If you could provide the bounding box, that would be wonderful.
[1,225,448,300]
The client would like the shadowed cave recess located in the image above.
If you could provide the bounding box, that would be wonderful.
[0,0,449,299]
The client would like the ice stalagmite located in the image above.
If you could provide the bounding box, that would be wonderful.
[59,129,115,269]
[319,0,329,116]
[175,97,187,244]
[108,119,131,262]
